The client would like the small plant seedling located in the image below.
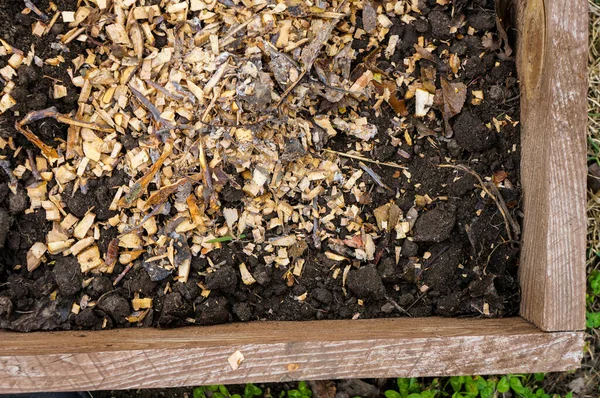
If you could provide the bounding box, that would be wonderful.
[206,234,247,243]
[286,381,312,398]
[382,375,573,398]
[586,270,600,329]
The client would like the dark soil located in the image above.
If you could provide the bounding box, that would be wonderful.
[0,0,522,331]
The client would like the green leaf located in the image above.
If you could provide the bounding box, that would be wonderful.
[465,377,478,395]
[480,387,494,398]
[406,394,423,398]
[206,234,247,243]
[534,373,546,382]
[213,393,226,398]
[298,381,312,397]
[397,378,411,397]
[450,376,464,392]
[193,387,207,398]
[287,390,302,398]
[385,391,403,398]
[565,393,573,398]
[219,385,231,397]
[208,386,220,392]
[245,383,263,398]
[408,378,421,394]
[473,376,487,391]
[497,377,510,393]
[509,377,525,394]
[589,270,600,295]
[232,395,241,398]
[420,391,438,398]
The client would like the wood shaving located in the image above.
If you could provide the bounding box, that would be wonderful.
[0,0,503,302]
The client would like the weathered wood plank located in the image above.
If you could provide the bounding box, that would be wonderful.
[516,0,588,331]
[0,318,584,393]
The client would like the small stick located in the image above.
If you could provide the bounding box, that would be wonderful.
[385,295,412,317]
[24,0,49,22]
[0,39,24,56]
[406,292,428,312]
[18,107,114,132]
[113,263,133,286]
[359,161,391,190]
[373,230,390,265]
[198,138,218,211]
[440,164,520,242]
[170,81,196,104]
[119,203,165,237]
[312,197,321,250]
[128,84,175,128]
[14,123,59,159]
[144,79,185,101]
[26,149,42,181]
[423,245,450,268]
[323,148,407,169]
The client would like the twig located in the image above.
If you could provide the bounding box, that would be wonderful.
[113,263,133,286]
[322,148,407,169]
[312,197,322,250]
[14,123,58,159]
[359,161,391,190]
[122,140,174,206]
[373,230,390,265]
[144,79,184,101]
[385,295,412,317]
[24,0,49,22]
[19,106,114,132]
[128,84,175,128]
[440,164,521,242]
[119,204,165,237]
[26,149,42,181]
[206,234,247,243]
[506,94,521,103]
[406,292,428,312]
[424,245,449,268]
[198,137,218,211]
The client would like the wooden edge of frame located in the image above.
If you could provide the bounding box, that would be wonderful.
[0,317,584,393]
[516,0,588,331]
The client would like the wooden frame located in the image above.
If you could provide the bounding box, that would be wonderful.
[0,0,588,393]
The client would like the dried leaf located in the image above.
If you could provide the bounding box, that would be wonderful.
[372,80,408,116]
[439,79,467,137]
[362,1,377,34]
[494,0,513,56]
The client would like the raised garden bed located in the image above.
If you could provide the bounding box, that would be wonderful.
[0,0,588,393]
